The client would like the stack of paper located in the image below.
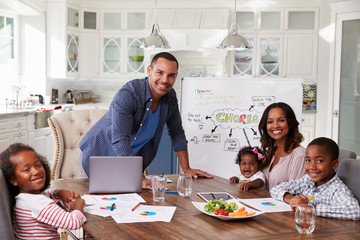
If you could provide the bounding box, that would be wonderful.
[82,193,176,223]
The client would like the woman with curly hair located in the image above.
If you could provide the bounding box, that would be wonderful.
[258,102,305,190]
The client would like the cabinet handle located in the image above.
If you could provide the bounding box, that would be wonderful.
[18,132,23,137]
[332,110,339,117]
[17,122,23,127]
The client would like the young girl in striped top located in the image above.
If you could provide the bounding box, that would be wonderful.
[0,143,87,239]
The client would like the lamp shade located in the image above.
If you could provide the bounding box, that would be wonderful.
[140,23,170,49]
[217,23,251,50]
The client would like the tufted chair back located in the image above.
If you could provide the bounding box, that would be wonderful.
[48,109,107,180]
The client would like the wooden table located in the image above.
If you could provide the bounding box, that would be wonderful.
[51,175,360,240]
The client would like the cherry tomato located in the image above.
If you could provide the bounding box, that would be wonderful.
[213,209,219,215]
[222,210,229,216]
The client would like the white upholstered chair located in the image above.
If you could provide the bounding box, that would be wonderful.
[48,109,107,180]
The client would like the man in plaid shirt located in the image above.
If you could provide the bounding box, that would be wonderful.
[271,137,360,220]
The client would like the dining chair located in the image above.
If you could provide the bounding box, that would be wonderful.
[48,108,107,180]
[0,169,15,240]
[338,149,357,165]
[336,158,360,202]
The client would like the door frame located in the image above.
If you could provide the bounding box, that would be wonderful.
[328,1,360,142]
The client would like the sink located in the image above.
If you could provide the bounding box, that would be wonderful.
[35,111,54,129]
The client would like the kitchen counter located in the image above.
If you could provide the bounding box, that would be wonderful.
[0,104,75,117]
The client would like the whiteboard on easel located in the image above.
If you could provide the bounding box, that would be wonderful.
[180,77,303,179]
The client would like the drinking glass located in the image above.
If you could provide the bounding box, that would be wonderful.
[177,174,193,197]
[294,204,316,234]
[151,175,167,202]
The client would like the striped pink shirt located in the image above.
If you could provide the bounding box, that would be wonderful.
[13,190,87,240]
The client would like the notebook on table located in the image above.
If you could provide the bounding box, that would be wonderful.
[89,156,143,194]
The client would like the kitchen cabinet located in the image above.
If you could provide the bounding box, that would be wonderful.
[285,8,319,33]
[28,128,55,166]
[0,116,28,152]
[146,9,175,29]
[80,33,99,78]
[283,34,318,79]
[147,9,229,30]
[66,31,79,75]
[101,11,146,31]
[258,8,283,33]
[200,9,230,29]
[82,9,98,31]
[231,7,318,81]
[301,112,316,148]
[173,9,202,29]
[99,11,146,77]
[47,3,81,78]
[100,34,145,76]
[257,34,282,77]
[47,3,148,79]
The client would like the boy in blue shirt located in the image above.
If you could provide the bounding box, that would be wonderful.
[271,137,360,220]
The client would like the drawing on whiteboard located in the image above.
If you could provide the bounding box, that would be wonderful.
[190,136,200,144]
[186,96,277,152]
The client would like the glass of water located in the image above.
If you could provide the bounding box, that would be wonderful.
[177,174,193,197]
[294,204,316,234]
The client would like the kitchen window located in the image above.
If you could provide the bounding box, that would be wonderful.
[0,15,15,63]
[0,12,18,100]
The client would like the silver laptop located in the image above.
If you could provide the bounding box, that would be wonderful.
[89,156,143,194]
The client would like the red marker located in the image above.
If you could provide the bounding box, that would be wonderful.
[132,203,140,211]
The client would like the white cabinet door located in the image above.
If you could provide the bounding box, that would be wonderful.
[283,34,318,80]
[301,113,316,147]
[146,9,175,29]
[173,9,202,29]
[200,9,230,29]
[30,128,55,165]
[285,8,319,33]
[0,133,11,152]
[256,34,283,77]
[80,33,99,77]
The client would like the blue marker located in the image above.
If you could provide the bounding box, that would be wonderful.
[165,190,178,194]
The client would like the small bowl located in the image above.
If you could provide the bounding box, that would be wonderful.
[129,56,144,62]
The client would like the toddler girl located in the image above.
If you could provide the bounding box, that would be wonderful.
[229,146,265,191]
[0,143,87,239]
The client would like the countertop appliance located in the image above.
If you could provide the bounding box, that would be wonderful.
[65,89,74,104]
[51,88,58,104]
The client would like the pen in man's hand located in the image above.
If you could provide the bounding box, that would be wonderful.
[110,203,116,211]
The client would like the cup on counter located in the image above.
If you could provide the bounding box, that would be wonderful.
[151,174,167,202]
[294,204,316,234]
[177,174,193,197]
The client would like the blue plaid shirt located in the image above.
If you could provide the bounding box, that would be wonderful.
[79,77,188,175]
[271,174,360,220]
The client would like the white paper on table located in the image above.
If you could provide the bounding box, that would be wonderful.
[112,205,176,223]
[84,200,140,217]
[82,193,146,205]
[238,198,292,213]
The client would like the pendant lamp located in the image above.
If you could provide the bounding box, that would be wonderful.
[141,0,170,49]
[217,0,251,50]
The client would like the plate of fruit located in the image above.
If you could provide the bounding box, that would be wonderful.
[192,198,263,220]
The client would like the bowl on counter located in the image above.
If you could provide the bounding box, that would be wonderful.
[129,56,144,62]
